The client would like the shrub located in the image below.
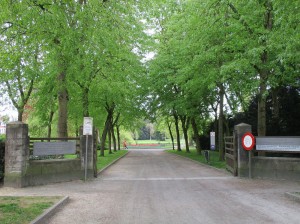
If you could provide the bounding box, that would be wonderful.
[0,134,5,142]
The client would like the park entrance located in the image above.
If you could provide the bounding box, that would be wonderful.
[3,121,97,188]
[224,123,300,181]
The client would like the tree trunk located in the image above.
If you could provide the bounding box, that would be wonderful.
[47,110,54,139]
[179,115,190,153]
[191,118,201,155]
[167,120,175,150]
[116,125,121,150]
[112,113,120,151]
[257,67,268,157]
[100,114,110,156]
[57,72,68,138]
[75,119,79,137]
[257,83,267,136]
[17,108,24,122]
[257,49,269,137]
[100,103,115,156]
[93,129,98,177]
[82,87,89,117]
[228,1,272,137]
[108,120,112,154]
[173,112,181,151]
[257,0,273,136]
[5,75,34,122]
[218,84,225,161]
[112,123,117,152]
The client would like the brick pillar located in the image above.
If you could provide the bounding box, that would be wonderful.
[234,123,252,178]
[4,122,29,187]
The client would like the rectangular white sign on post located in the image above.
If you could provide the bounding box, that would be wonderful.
[83,117,93,182]
[83,117,93,135]
[210,132,215,150]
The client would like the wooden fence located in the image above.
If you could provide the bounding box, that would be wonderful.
[224,136,237,176]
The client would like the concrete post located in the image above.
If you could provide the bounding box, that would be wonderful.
[80,127,94,178]
[4,122,29,187]
[234,123,252,178]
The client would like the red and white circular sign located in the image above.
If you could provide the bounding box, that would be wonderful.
[242,132,255,151]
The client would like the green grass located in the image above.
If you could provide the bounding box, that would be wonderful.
[166,149,226,169]
[56,150,128,171]
[0,196,62,224]
[131,139,173,144]
[64,154,78,159]
[97,150,128,171]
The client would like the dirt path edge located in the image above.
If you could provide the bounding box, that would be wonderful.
[97,151,130,175]
[285,192,300,203]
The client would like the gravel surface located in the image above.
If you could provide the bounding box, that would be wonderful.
[1,149,300,224]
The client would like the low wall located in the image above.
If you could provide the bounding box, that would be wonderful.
[252,157,300,181]
[4,122,96,188]
[25,159,82,186]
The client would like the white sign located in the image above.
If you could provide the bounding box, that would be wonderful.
[256,137,300,152]
[210,132,215,150]
[243,136,253,148]
[83,117,93,135]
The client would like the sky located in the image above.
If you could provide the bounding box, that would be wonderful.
[0,94,18,121]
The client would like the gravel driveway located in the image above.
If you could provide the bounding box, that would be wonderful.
[0,149,299,224]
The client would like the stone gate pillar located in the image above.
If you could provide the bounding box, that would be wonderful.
[4,122,29,187]
[234,123,252,178]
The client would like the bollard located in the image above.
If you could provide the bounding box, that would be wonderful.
[204,150,210,163]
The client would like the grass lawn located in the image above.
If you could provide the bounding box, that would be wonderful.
[97,150,128,171]
[0,196,62,224]
[55,150,128,171]
[64,154,78,159]
[130,139,173,145]
[166,149,226,170]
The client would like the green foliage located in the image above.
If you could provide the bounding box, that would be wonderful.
[1,0,154,136]
[1,0,299,139]
[0,135,5,142]
[147,0,300,136]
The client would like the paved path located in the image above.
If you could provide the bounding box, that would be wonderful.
[1,149,300,224]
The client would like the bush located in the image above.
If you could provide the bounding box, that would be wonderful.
[0,134,5,142]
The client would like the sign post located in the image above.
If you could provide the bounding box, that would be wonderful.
[210,132,215,150]
[241,132,255,178]
[83,117,93,182]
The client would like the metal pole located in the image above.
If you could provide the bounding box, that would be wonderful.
[249,150,252,179]
[85,135,88,182]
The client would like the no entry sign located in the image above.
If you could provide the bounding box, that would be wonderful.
[242,132,255,151]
